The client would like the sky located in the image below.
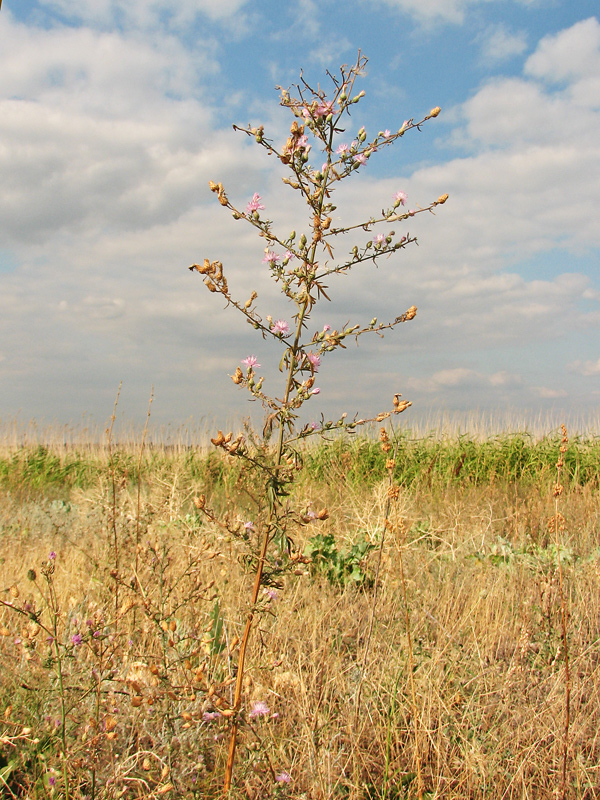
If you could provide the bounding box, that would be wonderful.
[1,0,599,436]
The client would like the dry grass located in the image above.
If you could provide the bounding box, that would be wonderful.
[1,431,600,799]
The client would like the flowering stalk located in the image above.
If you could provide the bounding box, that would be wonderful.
[190,51,446,792]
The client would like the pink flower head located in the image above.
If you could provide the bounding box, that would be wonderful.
[271,319,290,336]
[49,551,57,560]
[373,233,386,247]
[393,191,408,207]
[71,633,83,646]
[241,355,260,369]
[276,772,291,783]
[306,352,321,371]
[383,129,391,137]
[244,521,255,531]
[336,143,349,155]
[323,324,331,332]
[311,387,320,396]
[249,700,270,718]
[353,153,367,165]
[263,250,280,265]
[315,101,334,118]
[246,193,265,214]
[284,250,294,261]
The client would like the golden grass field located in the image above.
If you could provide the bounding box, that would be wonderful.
[1,419,600,799]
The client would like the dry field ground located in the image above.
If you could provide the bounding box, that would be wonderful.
[1,424,600,799]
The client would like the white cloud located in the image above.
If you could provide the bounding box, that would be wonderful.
[570,357,600,376]
[478,24,528,64]
[36,0,249,29]
[525,17,600,85]
[372,0,543,26]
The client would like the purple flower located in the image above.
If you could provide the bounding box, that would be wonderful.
[249,700,270,718]
[246,193,265,214]
[48,775,57,787]
[203,711,221,722]
[242,355,260,369]
[263,250,280,265]
[306,352,321,371]
[271,319,290,336]
[48,551,56,561]
[276,772,291,784]
[71,633,83,646]
[353,153,367,166]
[393,191,407,207]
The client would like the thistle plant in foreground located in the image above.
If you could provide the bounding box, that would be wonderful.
[189,52,447,792]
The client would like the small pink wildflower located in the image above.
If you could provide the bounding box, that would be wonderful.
[263,250,280,264]
[306,352,321,371]
[393,191,408,207]
[373,233,386,247]
[284,250,294,260]
[315,101,334,118]
[71,633,83,646]
[271,319,290,336]
[246,193,265,214]
[383,129,391,137]
[49,551,56,560]
[244,521,255,532]
[203,711,221,722]
[249,700,270,718]
[323,324,331,332]
[311,387,320,395]
[336,143,349,155]
[241,355,260,369]
[276,772,291,783]
[353,153,367,165]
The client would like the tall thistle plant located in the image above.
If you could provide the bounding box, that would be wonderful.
[189,52,447,791]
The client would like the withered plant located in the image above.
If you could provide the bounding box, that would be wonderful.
[189,52,446,792]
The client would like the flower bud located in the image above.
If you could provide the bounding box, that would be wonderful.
[429,106,441,118]
[437,193,449,204]
[289,230,296,240]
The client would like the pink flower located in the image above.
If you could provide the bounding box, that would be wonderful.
[263,250,280,264]
[271,319,290,336]
[311,388,320,395]
[373,233,386,247]
[315,101,334,118]
[323,324,331,332]
[49,551,56,560]
[393,191,408,207]
[249,700,270,718]
[306,352,321,371]
[353,153,367,165]
[284,250,294,260]
[244,521,255,531]
[241,355,260,369]
[246,193,265,214]
[276,772,291,783]
[71,633,83,646]
[383,129,391,137]
[336,143,349,155]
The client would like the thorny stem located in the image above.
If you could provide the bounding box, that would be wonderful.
[224,116,335,794]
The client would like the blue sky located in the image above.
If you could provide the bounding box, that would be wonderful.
[1,0,599,434]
